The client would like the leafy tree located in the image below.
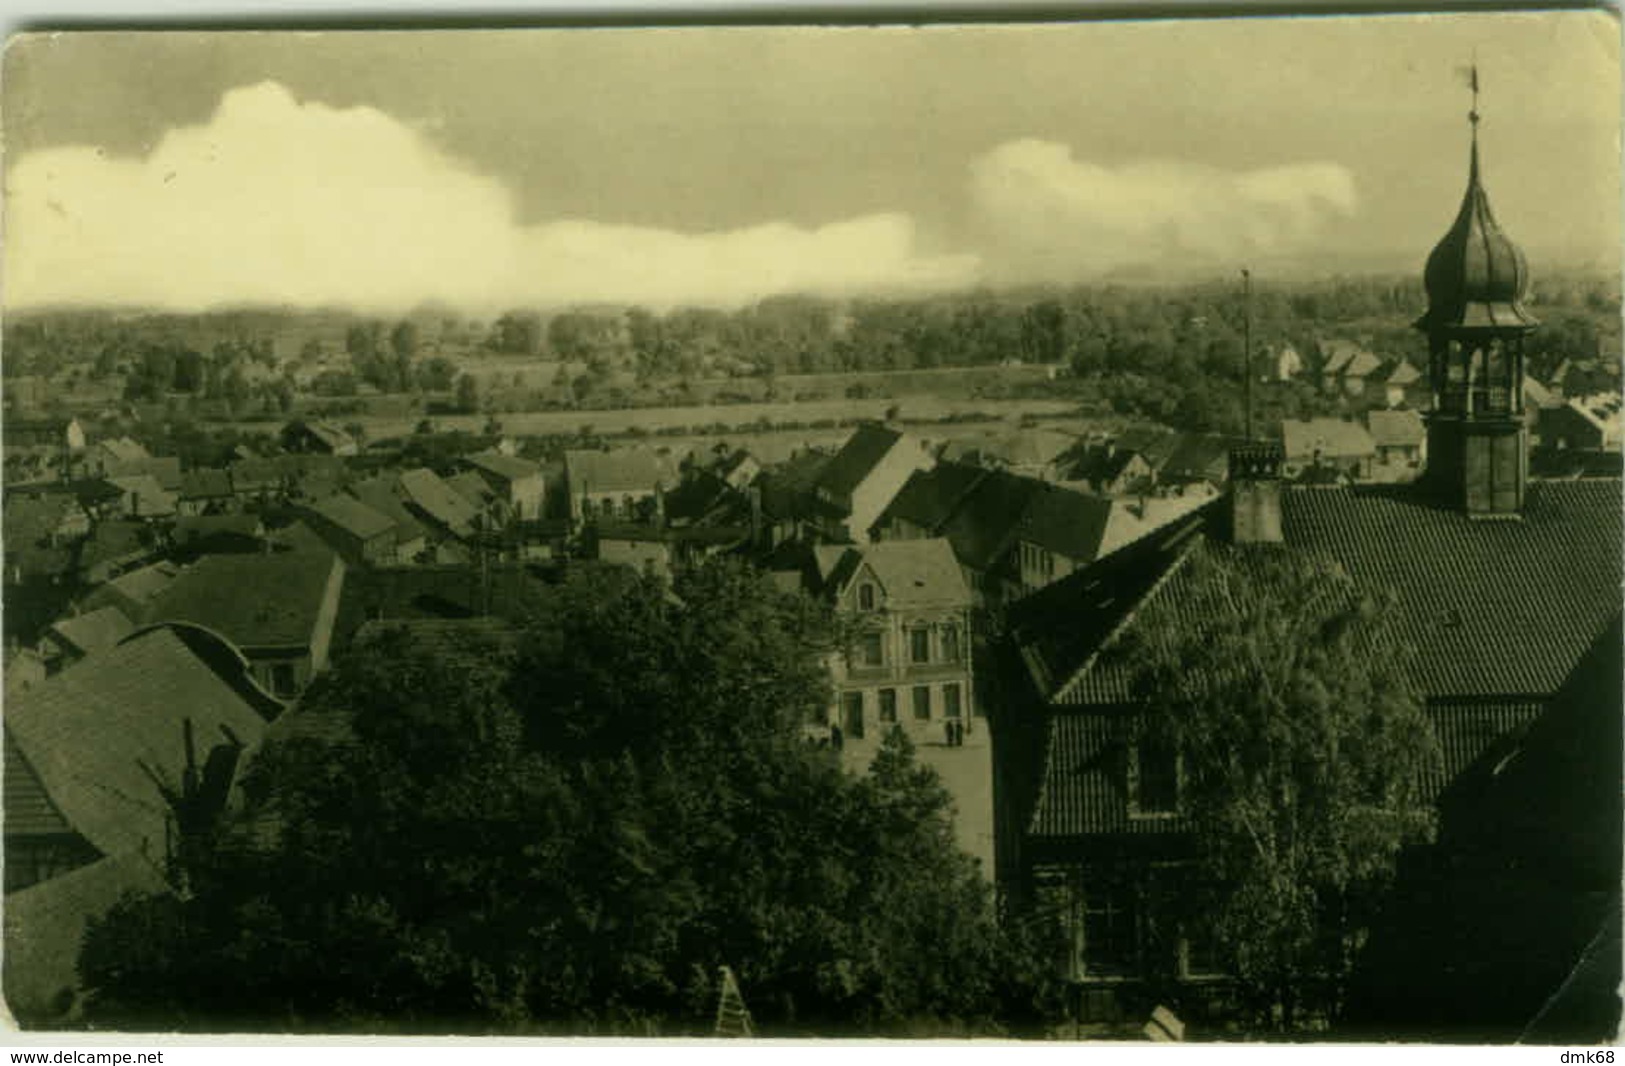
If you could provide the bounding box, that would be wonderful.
[78,562,1057,1036]
[1122,547,1438,1031]
[390,320,419,363]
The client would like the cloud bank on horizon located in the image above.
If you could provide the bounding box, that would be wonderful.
[5,81,1360,312]
[969,139,1359,283]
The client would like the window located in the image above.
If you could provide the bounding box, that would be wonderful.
[912,685,931,720]
[859,631,884,667]
[878,688,897,723]
[269,662,298,697]
[910,627,931,664]
[841,691,865,739]
[943,682,962,718]
[1134,737,1180,815]
[1082,882,1138,978]
[941,625,961,663]
[858,583,876,611]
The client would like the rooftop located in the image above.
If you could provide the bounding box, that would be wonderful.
[814,423,906,500]
[465,450,542,483]
[564,448,671,496]
[815,537,970,611]
[1282,417,1378,459]
[1368,408,1428,448]
[144,549,343,649]
[5,627,268,860]
[46,606,134,657]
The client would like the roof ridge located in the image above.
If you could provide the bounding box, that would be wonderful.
[1052,539,1201,704]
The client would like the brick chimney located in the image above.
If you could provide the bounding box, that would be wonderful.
[1228,441,1284,546]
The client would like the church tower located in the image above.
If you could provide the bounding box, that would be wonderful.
[1415,75,1538,517]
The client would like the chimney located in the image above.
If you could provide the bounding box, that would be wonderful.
[1228,442,1284,546]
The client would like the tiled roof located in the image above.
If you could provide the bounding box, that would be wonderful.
[814,423,904,499]
[144,549,343,649]
[79,561,178,616]
[1161,432,1237,484]
[565,448,670,496]
[179,468,233,500]
[465,450,541,483]
[1041,480,1621,707]
[1063,443,1145,485]
[877,462,989,533]
[398,467,479,537]
[96,437,149,463]
[444,471,495,510]
[1026,699,1549,841]
[1015,484,1115,562]
[1321,339,1369,374]
[1367,408,1427,448]
[1281,418,1377,460]
[348,476,430,543]
[938,467,1046,571]
[107,474,177,516]
[5,628,267,860]
[5,732,74,837]
[307,493,395,542]
[77,519,155,574]
[756,449,831,522]
[3,853,168,1023]
[173,513,263,545]
[47,606,134,657]
[821,538,970,611]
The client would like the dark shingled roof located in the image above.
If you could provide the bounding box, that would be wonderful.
[877,462,989,533]
[179,467,233,500]
[144,549,343,650]
[1041,481,1621,706]
[814,423,903,500]
[938,467,1047,571]
[1015,484,1116,561]
[1017,479,1622,844]
[1026,699,1546,841]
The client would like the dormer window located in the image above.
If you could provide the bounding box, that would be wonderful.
[858,583,876,611]
[1130,736,1180,817]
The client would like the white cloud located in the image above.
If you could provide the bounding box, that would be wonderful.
[4,81,978,312]
[968,138,1358,282]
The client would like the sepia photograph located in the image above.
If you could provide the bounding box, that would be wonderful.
[0,12,1620,1044]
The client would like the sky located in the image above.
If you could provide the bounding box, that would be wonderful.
[3,12,1618,313]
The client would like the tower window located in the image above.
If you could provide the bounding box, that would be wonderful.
[858,583,876,611]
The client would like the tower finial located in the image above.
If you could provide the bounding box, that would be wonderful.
[1467,56,1480,130]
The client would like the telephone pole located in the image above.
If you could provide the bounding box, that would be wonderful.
[1242,267,1253,443]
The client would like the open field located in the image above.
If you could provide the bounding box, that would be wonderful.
[218,395,1083,443]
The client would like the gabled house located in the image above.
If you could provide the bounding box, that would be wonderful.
[462,450,546,521]
[1381,359,1426,409]
[1060,440,1158,496]
[170,514,266,559]
[1280,417,1377,482]
[1367,408,1427,478]
[1013,484,1210,597]
[1319,339,1383,396]
[77,561,179,620]
[177,468,235,516]
[804,537,992,871]
[1274,343,1303,382]
[564,448,672,526]
[1539,395,1621,453]
[810,423,934,543]
[141,549,346,699]
[299,494,400,566]
[1159,433,1238,490]
[348,476,430,562]
[398,467,480,540]
[76,518,161,585]
[88,436,150,477]
[106,473,178,519]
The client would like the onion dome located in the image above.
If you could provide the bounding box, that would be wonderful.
[1416,123,1538,332]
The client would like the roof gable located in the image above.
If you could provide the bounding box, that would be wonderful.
[815,423,904,499]
[144,550,342,649]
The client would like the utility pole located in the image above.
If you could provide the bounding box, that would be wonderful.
[1242,267,1253,443]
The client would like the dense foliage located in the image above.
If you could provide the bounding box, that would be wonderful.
[1121,547,1439,1031]
[79,561,1059,1035]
